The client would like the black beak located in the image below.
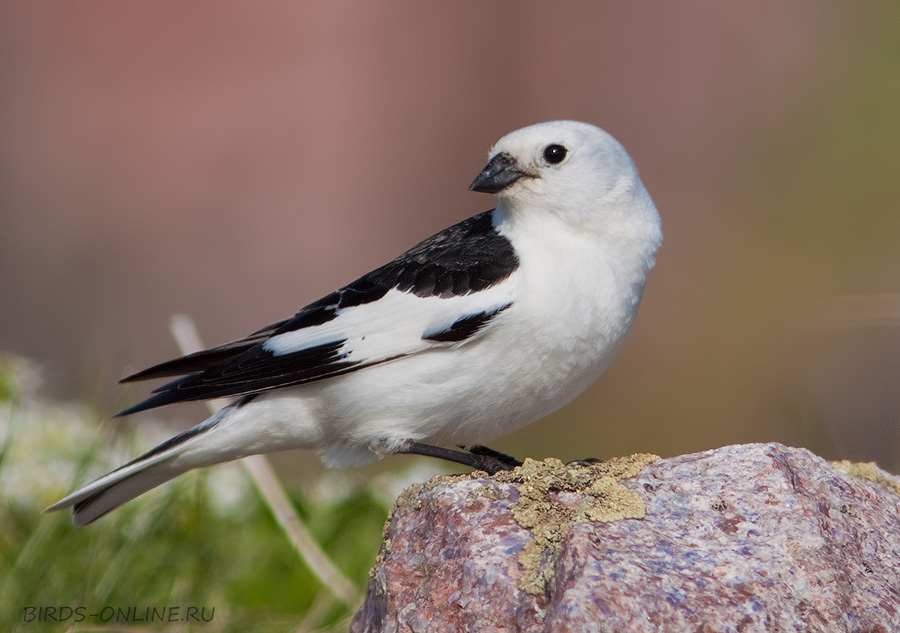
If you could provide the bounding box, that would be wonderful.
[469,152,527,194]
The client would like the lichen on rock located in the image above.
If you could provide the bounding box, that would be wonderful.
[491,453,659,593]
[832,459,900,496]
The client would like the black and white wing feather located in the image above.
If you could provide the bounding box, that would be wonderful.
[117,211,518,416]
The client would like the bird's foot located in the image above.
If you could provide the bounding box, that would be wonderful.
[466,444,523,470]
[566,457,602,467]
[397,441,522,475]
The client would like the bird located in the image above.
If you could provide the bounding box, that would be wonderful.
[47,120,662,525]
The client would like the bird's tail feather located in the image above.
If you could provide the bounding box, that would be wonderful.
[45,419,221,526]
[70,463,185,526]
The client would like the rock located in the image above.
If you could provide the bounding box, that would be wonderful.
[351,443,900,633]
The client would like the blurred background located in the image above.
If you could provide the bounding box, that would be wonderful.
[2,4,900,630]
[2,1,899,471]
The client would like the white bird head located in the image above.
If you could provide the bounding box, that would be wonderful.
[470,121,661,253]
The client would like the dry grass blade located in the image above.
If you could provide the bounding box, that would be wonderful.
[169,314,361,606]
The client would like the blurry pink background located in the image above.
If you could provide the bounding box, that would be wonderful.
[2,3,899,468]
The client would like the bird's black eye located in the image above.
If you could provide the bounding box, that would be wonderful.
[543,144,567,165]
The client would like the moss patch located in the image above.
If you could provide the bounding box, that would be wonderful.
[492,454,659,594]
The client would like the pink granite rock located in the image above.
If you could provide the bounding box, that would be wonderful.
[351,443,900,633]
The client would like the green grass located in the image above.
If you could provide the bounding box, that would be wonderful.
[0,356,397,633]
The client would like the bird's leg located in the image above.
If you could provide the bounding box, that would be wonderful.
[397,441,520,475]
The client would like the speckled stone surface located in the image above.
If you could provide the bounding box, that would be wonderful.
[351,443,900,633]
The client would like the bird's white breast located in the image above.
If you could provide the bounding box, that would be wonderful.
[297,210,652,462]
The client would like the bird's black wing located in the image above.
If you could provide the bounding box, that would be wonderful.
[117,211,518,416]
